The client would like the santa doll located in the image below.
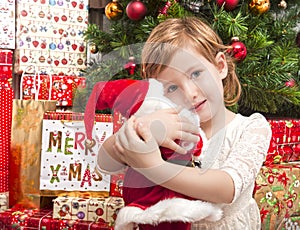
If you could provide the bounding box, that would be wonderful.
[84,79,222,230]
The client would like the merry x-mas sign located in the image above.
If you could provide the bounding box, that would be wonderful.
[40,112,113,192]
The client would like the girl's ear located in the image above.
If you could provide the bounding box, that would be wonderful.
[215,52,228,80]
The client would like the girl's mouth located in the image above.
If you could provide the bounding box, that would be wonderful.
[192,100,206,112]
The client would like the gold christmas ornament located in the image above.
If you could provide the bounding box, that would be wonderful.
[105,0,124,21]
[249,0,270,15]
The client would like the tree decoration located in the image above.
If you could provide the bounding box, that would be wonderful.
[124,56,136,75]
[89,43,98,54]
[105,0,124,21]
[285,78,296,88]
[278,0,287,9]
[126,0,147,21]
[227,37,247,62]
[249,0,270,15]
[180,0,205,13]
[159,1,172,15]
[216,0,239,12]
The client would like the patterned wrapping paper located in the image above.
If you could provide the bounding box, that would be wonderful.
[40,112,113,193]
[21,74,86,106]
[14,0,88,76]
[0,77,13,193]
[0,0,15,49]
[0,208,114,229]
[254,163,300,230]
[265,119,300,165]
[53,196,124,224]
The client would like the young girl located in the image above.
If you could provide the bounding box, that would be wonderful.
[97,16,272,229]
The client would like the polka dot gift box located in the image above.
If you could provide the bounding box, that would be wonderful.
[0,76,13,193]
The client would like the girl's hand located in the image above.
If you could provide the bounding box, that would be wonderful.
[135,108,200,154]
[114,116,163,169]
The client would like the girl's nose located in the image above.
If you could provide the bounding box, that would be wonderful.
[183,80,201,104]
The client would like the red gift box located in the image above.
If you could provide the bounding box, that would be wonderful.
[110,174,124,198]
[0,208,114,230]
[0,50,13,65]
[0,50,13,81]
[20,74,86,106]
[265,119,300,165]
[0,77,13,192]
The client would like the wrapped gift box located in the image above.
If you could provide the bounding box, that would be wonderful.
[21,74,86,106]
[0,208,114,229]
[53,196,124,224]
[0,77,13,193]
[0,1,15,49]
[265,119,300,165]
[254,163,300,230]
[0,192,9,212]
[110,174,124,197]
[14,0,88,76]
[0,49,13,80]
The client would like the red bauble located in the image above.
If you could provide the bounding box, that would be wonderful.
[216,0,239,11]
[285,78,296,87]
[124,57,136,75]
[227,37,247,62]
[126,0,147,21]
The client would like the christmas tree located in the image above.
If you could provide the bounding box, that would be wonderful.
[75,0,300,118]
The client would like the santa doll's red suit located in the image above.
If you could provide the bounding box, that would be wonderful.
[84,79,222,230]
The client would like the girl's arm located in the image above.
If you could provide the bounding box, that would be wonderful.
[97,108,200,173]
[115,114,271,204]
[97,134,126,173]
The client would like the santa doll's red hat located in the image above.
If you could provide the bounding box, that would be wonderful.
[84,79,149,140]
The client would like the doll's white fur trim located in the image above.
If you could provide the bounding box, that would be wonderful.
[114,198,223,230]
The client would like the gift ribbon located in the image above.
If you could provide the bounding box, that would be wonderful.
[38,210,53,230]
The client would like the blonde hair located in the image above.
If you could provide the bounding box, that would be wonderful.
[141,16,241,106]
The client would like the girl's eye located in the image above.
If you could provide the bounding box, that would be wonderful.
[166,85,178,93]
[191,70,201,79]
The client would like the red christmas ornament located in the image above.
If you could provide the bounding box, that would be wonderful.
[216,0,239,11]
[285,78,296,88]
[227,37,247,62]
[124,56,136,75]
[126,0,147,21]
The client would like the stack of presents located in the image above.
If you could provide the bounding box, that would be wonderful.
[1,0,300,229]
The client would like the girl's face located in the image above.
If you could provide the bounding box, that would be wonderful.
[156,47,228,124]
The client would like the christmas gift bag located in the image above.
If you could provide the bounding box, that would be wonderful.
[39,112,113,195]
[9,99,57,208]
